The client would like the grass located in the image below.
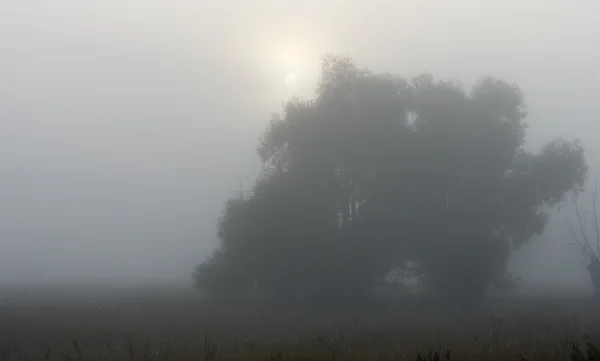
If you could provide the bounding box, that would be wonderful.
[1,287,600,360]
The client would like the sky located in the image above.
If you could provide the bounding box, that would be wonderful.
[0,0,598,289]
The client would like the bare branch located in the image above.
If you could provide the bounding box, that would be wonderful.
[563,187,598,262]
[574,195,596,258]
[593,172,600,258]
[565,216,592,258]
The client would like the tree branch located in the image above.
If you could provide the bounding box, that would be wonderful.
[592,173,600,258]
[574,195,596,258]
[565,217,592,258]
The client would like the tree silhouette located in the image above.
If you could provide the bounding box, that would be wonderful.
[195,55,587,305]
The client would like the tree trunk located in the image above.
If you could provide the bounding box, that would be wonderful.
[588,258,600,299]
[341,174,351,229]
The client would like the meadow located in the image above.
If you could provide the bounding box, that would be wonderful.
[1,286,600,361]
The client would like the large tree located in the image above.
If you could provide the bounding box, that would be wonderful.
[195,55,587,304]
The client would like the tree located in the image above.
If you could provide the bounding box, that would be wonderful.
[195,55,587,305]
[565,175,600,298]
[352,72,585,303]
[192,197,261,299]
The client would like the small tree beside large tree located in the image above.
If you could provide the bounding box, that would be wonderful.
[565,176,600,298]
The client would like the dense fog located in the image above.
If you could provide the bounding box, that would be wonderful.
[0,0,599,293]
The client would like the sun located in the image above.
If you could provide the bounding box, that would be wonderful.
[270,45,314,88]
[284,72,298,87]
[261,42,321,95]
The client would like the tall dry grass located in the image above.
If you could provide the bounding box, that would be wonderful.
[2,290,600,360]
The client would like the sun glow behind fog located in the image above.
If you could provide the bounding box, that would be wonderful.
[284,72,297,87]
[241,24,330,102]
[270,44,319,91]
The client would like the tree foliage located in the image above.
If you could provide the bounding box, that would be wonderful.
[194,55,587,304]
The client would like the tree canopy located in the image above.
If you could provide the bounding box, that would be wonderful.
[194,55,587,305]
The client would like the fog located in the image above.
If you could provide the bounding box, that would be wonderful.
[0,0,598,290]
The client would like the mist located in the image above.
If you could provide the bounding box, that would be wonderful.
[1,0,599,292]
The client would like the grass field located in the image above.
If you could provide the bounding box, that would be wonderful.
[1,286,600,360]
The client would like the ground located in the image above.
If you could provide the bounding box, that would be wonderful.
[1,286,600,360]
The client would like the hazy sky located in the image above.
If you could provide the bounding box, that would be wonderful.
[0,0,598,288]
